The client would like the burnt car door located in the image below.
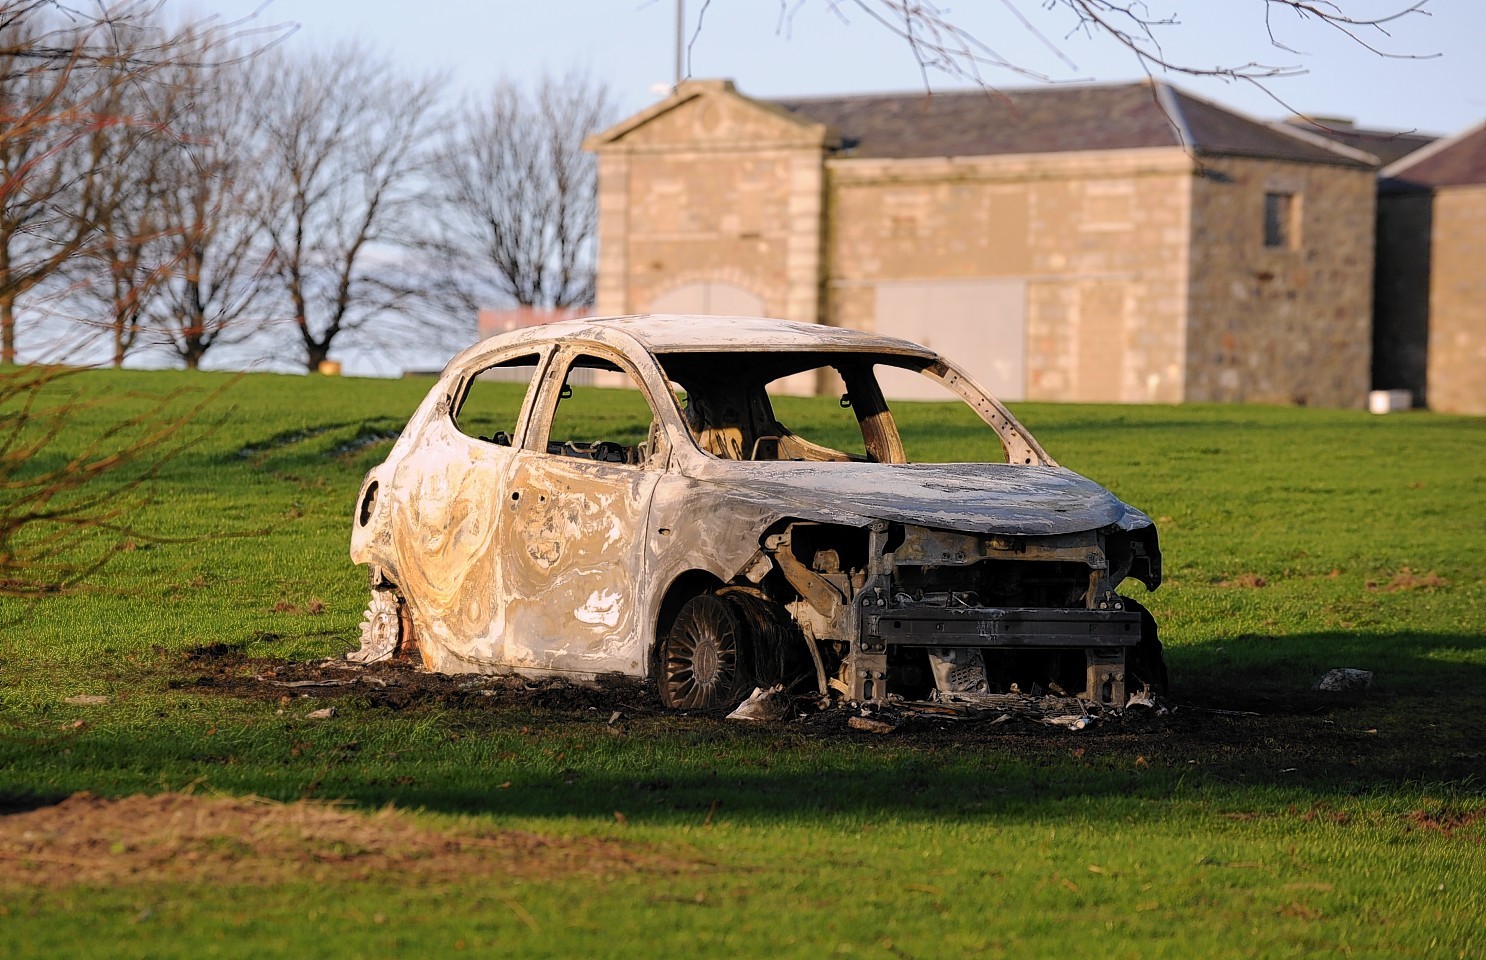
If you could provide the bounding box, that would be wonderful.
[498,346,670,675]
[385,349,548,670]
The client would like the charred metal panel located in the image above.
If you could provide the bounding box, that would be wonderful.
[1104,523,1163,590]
[499,452,658,675]
[384,415,514,672]
[644,480,783,587]
[643,475,808,667]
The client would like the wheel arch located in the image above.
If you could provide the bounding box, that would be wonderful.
[649,569,727,677]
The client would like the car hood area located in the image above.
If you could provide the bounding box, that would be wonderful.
[688,461,1149,537]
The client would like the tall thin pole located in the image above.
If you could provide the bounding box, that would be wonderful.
[674,0,684,88]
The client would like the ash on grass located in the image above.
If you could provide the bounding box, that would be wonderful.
[179,647,1272,746]
[182,647,1131,731]
[183,647,661,716]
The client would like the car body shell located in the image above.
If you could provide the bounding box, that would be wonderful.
[350,315,1161,705]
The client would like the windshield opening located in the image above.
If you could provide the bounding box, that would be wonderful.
[656,351,1015,465]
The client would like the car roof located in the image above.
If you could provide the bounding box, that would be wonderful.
[447,314,938,370]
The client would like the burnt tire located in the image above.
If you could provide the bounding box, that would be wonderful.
[716,587,815,693]
[659,593,746,710]
[1123,597,1168,695]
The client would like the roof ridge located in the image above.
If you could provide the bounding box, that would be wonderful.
[1161,84,1375,167]
[766,79,1154,105]
[1283,116,1441,141]
[1151,81,1193,151]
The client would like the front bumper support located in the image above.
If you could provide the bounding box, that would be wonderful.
[866,606,1140,647]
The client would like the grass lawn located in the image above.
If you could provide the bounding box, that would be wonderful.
[1,368,1482,959]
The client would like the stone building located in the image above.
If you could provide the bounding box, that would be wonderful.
[585,79,1379,406]
[1375,121,1486,415]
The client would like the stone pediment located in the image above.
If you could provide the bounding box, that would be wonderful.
[585,79,835,153]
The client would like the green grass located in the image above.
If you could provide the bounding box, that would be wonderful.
[1,368,1483,958]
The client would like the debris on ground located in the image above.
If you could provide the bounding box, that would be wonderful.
[1043,714,1096,730]
[178,647,1193,738]
[847,715,898,735]
[182,651,658,715]
[875,686,1163,730]
[306,706,337,720]
[910,690,1096,720]
[1315,668,1373,692]
[726,685,788,722]
[62,695,109,706]
[270,678,357,689]
[1126,689,1158,709]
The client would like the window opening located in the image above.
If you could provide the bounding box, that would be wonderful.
[1264,192,1298,249]
[454,353,540,446]
[544,354,662,467]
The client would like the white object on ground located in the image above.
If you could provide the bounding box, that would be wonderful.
[726,685,787,721]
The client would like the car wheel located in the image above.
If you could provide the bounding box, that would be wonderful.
[1122,597,1168,695]
[350,588,402,664]
[350,586,421,665]
[718,586,816,693]
[660,593,745,710]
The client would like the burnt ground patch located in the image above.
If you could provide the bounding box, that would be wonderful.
[178,651,661,715]
[171,649,1483,787]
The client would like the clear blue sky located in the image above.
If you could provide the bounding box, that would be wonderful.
[193,0,1485,137]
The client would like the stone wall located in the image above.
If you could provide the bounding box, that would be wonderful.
[824,149,1193,403]
[1186,157,1376,407]
[1426,185,1486,414]
[590,82,827,325]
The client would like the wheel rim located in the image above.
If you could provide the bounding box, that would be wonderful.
[350,590,401,664]
[663,594,741,709]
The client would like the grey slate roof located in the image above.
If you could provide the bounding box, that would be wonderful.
[768,81,1374,168]
[1281,118,1435,167]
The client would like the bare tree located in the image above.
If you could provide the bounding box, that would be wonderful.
[0,5,118,365]
[430,72,615,313]
[76,44,187,368]
[145,47,273,370]
[0,3,285,368]
[89,163,171,368]
[250,43,449,372]
[0,2,279,595]
[751,2,1434,100]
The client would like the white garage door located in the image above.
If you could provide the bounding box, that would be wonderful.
[873,279,1027,401]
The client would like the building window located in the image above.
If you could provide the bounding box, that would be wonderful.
[1264,192,1298,249]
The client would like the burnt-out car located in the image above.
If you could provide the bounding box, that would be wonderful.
[349,315,1164,709]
